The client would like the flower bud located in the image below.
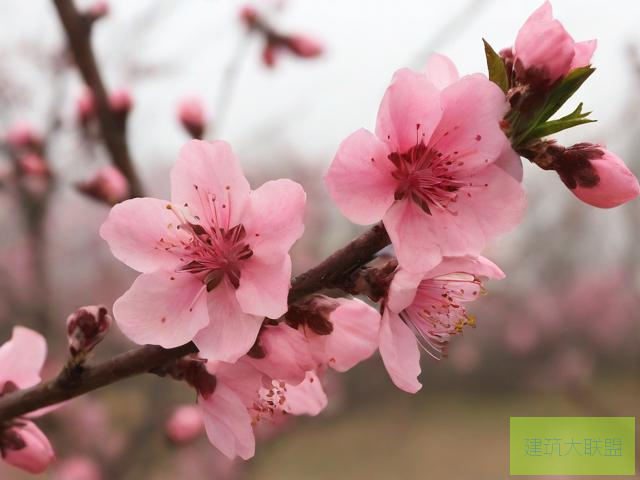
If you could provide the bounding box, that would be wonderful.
[285,35,323,59]
[1,421,55,474]
[239,5,258,28]
[66,306,112,358]
[5,122,42,151]
[88,0,109,20]
[109,88,133,115]
[556,145,640,208]
[165,405,204,444]
[18,154,49,177]
[177,97,206,139]
[284,296,337,335]
[76,88,96,125]
[76,165,129,205]
[262,42,277,68]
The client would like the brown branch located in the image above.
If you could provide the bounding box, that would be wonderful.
[0,223,390,423]
[52,0,144,197]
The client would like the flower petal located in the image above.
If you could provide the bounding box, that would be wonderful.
[2,421,55,474]
[194,284,264,363]
[570,39,597,70]
[112,272,209,348]
[424,255,505,281]
[324,128,396,225]
[383,198,442,274]
[387,269,423,313]
[284,372,328,416]
[379,309,422,393]
[243,179,306,261]
[375,68,442,153]
[429,74,508,174]
[235,256,291,319]
[0,327,46,390]
[199,385,255,460]
[99,197,186,274]
[170,140,250,228]
[421,53,460,90]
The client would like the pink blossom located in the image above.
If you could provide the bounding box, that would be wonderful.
[5,122,41,149]
[285,35,324,58]
[109,88,133,114]
[53,456,102,480]
[557,147,639,208]
[18,153,49,177]
[88,0,109,19]
[0,327,54,474]
[76,88,96,123]
[76,165,130,205]
[239,5,258,28]
[166,405,204,444]
[379,256,503,393]
[325,59,525,274]
[513,1,596,83]
[262,43,277,68]
[100,140,306,362]
[178,97,207,139]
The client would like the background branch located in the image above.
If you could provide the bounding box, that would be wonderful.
[52,0,144,197]
[0,223,390,423]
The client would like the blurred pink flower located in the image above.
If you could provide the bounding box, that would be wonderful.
[512,1,596,83]
[166,405,204,444]
[556,145,639,208]
[5,122,41,149]
[76,88,96,124]
[239,5,258,28]
[18,153,49,177]
[88,0,109,19]
[379,256,503,393]
[178,97,206,139]
[0,327,54,474]
[325,58,525,274]
[109,88,133,114]
[53,456,102,480]
[100,140,306,362]
[76,165,130,205]
[285,35,324,58]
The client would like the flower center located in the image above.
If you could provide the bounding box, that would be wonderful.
[250,380,288,426]
[389,141,465,215]
[400,273,481,359]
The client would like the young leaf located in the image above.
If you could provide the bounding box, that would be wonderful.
[525,102,596,139]
[483,39,509,93]
[538,67,595,122]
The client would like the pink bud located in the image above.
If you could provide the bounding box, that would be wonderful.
[66,305,112,358]
[165,405,204,444]
[240,5,258,28]
[557,146,639,208]
[109,88,133,115]
[5,122,41,150]
[1,421,55,474]
[88,0,109,19]
[53,456,102,480]
[177,97,206,139]
[262,43,277,68]
[76,88,96,124]
[76,165,129,205]
[18,154,49,177]
[285,34,324,58]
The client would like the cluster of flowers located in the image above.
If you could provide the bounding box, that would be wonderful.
[1,1,638,473]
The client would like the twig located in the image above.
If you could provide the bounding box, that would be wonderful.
[0,222,390,422]
[52,0,144,197]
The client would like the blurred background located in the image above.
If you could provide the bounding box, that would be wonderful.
[0,0,638,478]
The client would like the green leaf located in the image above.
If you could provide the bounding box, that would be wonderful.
[525,102,596,139]
[483,39,509,93]
[538,67,595,122]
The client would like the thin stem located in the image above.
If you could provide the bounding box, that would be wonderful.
[0,223,390,422]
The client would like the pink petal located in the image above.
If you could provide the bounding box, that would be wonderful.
[170,140,250,228]
[387,269,423,313]
[570,40,597,70]
[99,197,185,274]
[421,53,460,90]
[112,272,209,348]
[424,255,505,281]
[0,327,46,390]
[193,283,264,363]
[494,142,523,181]
[311,298,381,372]
[324,128,396,225]
[165,405,204,443]
[235,256,291,319]
[514,1,575,82]
[242,179,306,261]
[569,150,640,208]
[375,68,442,154]
[383,198,442,274]
[379,309,422,393]
[284,372,328,416]
[429,74,508,174]
[198,385,255,460]
[2,421,55,474]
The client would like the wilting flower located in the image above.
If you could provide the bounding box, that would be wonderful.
[511,1,596,84]
[177,97,206,139]
[0,327,55,474]
[554,144,639,208]
[165,405,204,444]
[66,305,113,358]
[325,56,525,274]
[100,140,306,362]
[379,256,503,393]
[76,165,130,205]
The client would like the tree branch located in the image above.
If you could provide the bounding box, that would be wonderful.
[0,223,390,422]
[52,0,144,197]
